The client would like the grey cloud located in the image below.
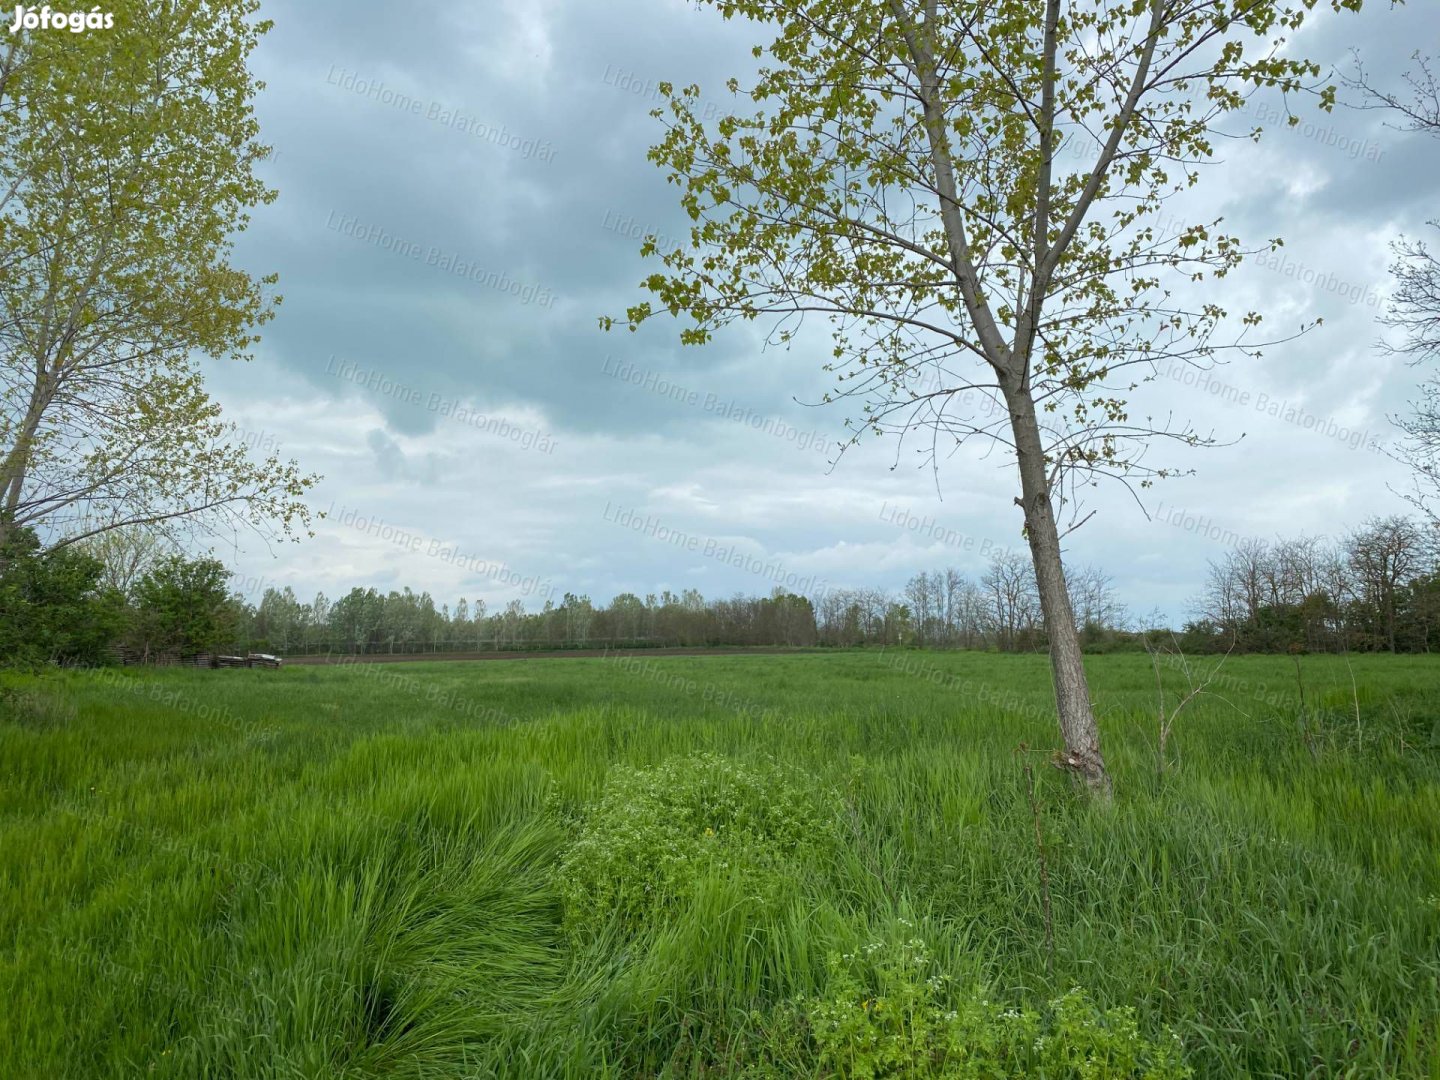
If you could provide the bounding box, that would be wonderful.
[209,0,1430,622]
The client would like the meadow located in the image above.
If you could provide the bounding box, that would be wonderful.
[1,649,1437,1078]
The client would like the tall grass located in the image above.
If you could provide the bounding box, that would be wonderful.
[2,650,1437,1077]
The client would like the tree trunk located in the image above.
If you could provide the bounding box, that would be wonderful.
[1004,386,1113,798]
[0,351,61,553]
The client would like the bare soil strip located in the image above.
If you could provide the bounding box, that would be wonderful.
[283,646,831,665]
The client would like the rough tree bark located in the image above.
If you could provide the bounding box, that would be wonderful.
[1007,382,1110,794]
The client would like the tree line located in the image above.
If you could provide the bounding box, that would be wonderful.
[4,513,1436,668]
[1,522,1129,663]
[1187,515,1440,654]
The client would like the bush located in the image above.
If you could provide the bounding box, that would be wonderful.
[806,934,1191,1079]
[555,752,842,938]
[0,526,125,668]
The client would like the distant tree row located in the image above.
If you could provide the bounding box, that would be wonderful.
[1185,515,1440,653]
[5,515,1437,668]
[814,558,1122,652]
[239,585,820,654]
[230,553,1125,656]
[0,526,1130,664]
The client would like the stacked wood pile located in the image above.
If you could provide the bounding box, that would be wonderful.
[107,646,282,669]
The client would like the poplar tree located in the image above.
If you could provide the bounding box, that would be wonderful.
[0,1,318,557]
[605,0,1370,795]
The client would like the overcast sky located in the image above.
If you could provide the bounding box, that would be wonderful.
[206,0,1440,623]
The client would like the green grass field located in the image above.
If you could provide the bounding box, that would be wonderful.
[2,650,1438,1078]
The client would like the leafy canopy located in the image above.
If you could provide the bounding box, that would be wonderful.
[606,0,1369,493]
[0,0,319,549]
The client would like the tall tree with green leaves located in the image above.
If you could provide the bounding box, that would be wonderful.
[605,0,1369,795]
[0,0,318,556]
[130,553,238,659]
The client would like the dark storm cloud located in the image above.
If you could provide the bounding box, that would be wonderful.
[227,0,812,445]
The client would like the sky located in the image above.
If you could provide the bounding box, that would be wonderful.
[205,0,1440,624]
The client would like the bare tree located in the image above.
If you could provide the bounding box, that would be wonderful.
[1379,225,1440,522]
[1344,52,1440,522]
[1203,537,1273,633]
[982,550,1039,653]
[938,567,963,645]
[1346,515,1425,653]
[1345,50,1440,137]
[955,576,990,649]
[1199,555,1243,633]
[904,570,939,646]
[859,587,892,643]
[72,526,167,596]
[1068,564,1125,637]
[1274,535,1336,650]
[816,586,850,646]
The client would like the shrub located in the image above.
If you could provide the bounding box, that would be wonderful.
[556,752,842,938]
[807,934,1191,1079]
[0,526,125,668]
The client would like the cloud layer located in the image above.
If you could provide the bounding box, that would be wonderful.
[209,0,1440,623]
